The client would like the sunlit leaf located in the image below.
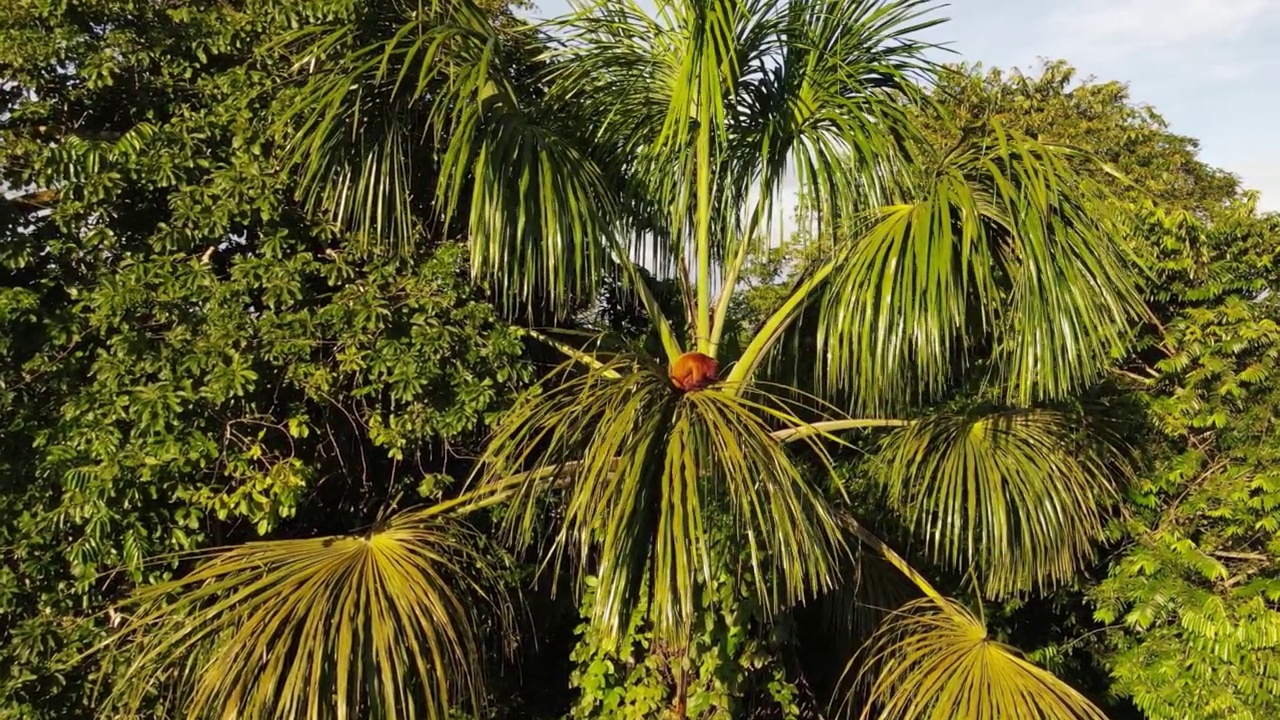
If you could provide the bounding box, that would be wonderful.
[788,129,1147,413]
[874,407,1127,597]
[848,598,1109,720]
[102,511,506,720]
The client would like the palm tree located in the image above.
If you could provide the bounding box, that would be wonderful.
[105,0,1146,717]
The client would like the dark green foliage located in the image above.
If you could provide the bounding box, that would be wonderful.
[568,571,808,720]
[0,2,530,716]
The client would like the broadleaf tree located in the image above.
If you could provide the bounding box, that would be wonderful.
[0,1,534,717]
[1092,201,1280,720]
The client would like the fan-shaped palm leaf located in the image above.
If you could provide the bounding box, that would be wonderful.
[847,598,1109,720]
[102,511,505,720]
[874,407,1126,597]
[476,361,847,642]
[813,513,1111,719]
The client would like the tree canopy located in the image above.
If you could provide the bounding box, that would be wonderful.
[0,4,1277,720]
[916,60,1241,213]
[1093,200,1280,720]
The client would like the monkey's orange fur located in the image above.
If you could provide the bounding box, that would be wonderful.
[670,352,719,392]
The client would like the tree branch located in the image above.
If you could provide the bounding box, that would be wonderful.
[1211,550,1271,563]
[771,418,912,443]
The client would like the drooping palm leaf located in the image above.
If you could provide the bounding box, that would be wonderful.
[102,511,506,720]
[476,361,847,642]
[873,407,1126,597]
[847,598,1109,720]
[274,1,493,249]
[543,0,941,350]
[804,511,1111,719]
[987,138,1150,404]
[275,0,624,314]
[734,129,1147,412]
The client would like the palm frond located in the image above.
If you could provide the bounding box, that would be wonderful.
[751,128,1147,412]
[101,512,506,720]
[986,136,1151,404]
[274,1,490,250]
[275,1,622,314]
[846,598,1109,720]
[760,0,940,227]
[544,0,942,351]
[443,86,619,313]
[476,361,847,643]
[873,407,1126,597]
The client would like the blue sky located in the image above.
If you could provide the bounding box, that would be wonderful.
[530,0,1280,211]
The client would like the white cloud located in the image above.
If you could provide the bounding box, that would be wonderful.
[1236,162,1280,212]
[1204,62,1255,81]
[1045,0,1279,61]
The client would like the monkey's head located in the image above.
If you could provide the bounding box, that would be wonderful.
[669,352,719,392]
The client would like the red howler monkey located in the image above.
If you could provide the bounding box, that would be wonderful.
[669,352,719,392]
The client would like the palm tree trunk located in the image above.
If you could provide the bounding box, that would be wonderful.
[673,662,689,719]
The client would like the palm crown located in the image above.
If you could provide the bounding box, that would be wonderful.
[106,0,1146,718]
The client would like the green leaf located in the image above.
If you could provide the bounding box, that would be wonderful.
[875,407,1127,597]
[800,130,1147,412]
[101,511,507,720]
[848,598,1109,720]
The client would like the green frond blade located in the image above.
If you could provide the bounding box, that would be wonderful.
[476,362,847,643]
[273,1,497,252]
[874,407,1127,597]
[274,1,621,314]
[805,128,1147,413]
[848,598,1110,720]
[101,512,506,720]
[986,135,1151,404]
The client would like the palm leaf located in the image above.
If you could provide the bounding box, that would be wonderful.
[743,128,1147,412]
[817,511,1109,719]
[101,511,506,720]
[987,138,1150,404]
[544,0,941,350]
[275,0,623,314]
[273,1,489,250]
[846,598,1109,720]
[476,361,847,643]
[873,407,1126,597]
